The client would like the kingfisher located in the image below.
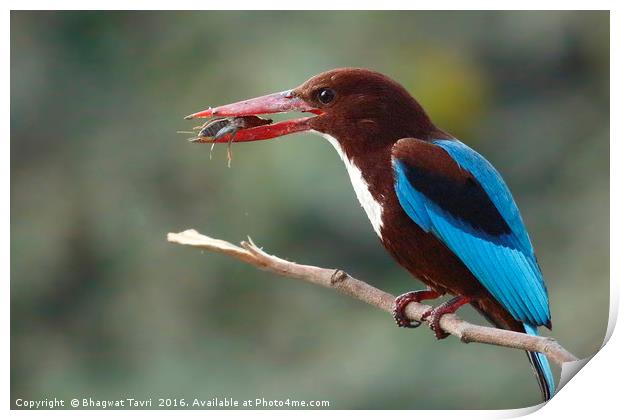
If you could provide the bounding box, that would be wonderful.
[185,68,554,401]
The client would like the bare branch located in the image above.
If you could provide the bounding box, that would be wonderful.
[167,229,578,366]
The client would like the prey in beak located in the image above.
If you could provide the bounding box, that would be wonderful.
[195,116,273,140]
[182,90,321,152]
[181,116,274,167]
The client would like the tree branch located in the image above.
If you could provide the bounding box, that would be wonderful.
[167,229,578,366]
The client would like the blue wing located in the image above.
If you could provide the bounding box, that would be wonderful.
[392,138,550,327]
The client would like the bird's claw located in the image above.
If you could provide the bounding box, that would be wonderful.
[392,310,422,328]
[421,308,450,340]
[420,295,471,340]
[392,289,442,329]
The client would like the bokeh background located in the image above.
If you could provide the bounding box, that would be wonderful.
[11,11,609,409]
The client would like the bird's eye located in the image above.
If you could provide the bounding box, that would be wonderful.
[317,88,336,105]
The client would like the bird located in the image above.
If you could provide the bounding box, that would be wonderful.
[184,68,555,401]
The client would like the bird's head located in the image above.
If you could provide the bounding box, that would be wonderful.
[185,68,443,154]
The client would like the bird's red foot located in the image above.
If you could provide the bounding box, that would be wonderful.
[421,296,471,339]
[393,289,442,328]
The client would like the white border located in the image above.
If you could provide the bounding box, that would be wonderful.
[5,3,615,418]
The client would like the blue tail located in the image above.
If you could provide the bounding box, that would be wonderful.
[524,322,555,401]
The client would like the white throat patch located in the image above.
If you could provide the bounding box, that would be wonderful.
[312,131,384,238]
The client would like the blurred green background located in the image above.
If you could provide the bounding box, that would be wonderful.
[11,11,609,409]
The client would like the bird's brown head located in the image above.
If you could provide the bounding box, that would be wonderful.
[184,68,445,153]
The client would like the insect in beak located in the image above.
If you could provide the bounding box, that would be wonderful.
[178,116,273,167]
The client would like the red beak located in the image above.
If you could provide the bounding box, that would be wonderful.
[184,90,320,143]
